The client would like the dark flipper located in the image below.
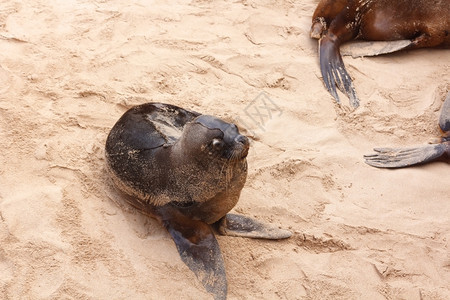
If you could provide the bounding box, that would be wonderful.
[107,187,227,299]
[364,143,448,168]
[340,40,412,58]
[319,36,359,108]
[157,206,227,300]
[217,213,292,239]
[439,92,450,133]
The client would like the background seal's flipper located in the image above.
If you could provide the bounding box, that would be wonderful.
[365,92,450,168]
[341,40,412,58]
[319,36,360,108]
[364,143,448,168]
[439,92,450,133]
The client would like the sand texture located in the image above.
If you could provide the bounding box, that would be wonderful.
[0,0,449,299]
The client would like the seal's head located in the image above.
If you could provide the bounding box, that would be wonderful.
[179,115,249,162]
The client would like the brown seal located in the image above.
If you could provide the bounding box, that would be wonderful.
[364,91,450,168]
[311,0,450,108]
[105,103,291,299]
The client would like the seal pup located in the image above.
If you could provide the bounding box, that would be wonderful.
[311,0,450,108]
[105,103,291,299]
[364,92,450,168]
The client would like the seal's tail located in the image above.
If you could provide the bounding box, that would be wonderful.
[319,36,359,108]
[157,206,228,300]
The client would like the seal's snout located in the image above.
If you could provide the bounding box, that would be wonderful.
[235,135,250,158]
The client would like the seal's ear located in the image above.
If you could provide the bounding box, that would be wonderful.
[156,206,227,300]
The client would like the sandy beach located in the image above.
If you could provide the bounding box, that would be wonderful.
[0,0,449,299]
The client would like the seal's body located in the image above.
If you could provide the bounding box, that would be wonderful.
[365,92,450,168]
[105,103,291,299]
[105,103,248,223]
[311,0,450,107]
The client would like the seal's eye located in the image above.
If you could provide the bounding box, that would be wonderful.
[211,138,224,149]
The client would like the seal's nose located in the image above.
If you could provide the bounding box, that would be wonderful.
[235,135,249,146]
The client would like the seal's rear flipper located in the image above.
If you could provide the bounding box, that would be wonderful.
[319,36,360,108]
[364,143,448,168]
[217,213,292,240]
[341,40,412,58]
[158,206,227,300]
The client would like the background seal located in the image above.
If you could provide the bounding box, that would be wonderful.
[311,0,450,107]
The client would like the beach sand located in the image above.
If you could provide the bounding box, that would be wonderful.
[0,0,449,299]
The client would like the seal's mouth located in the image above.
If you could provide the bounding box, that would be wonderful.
[235,145,249,159]
[232,135,250,159]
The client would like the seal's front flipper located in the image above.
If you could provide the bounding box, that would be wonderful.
[217,213,292,240]
[364,143,448,168]
[341,40,412,58]
[319,36,360,108]
[157,206,227,300]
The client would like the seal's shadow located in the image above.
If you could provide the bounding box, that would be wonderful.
[103,176,167,239]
